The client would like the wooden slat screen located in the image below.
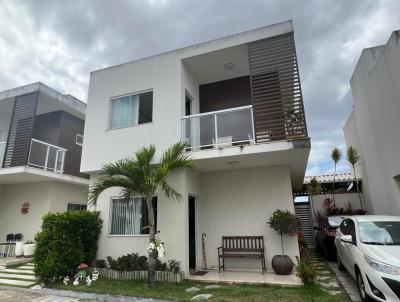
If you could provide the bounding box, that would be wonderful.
[248,32,307,143]
[3,92,38,167]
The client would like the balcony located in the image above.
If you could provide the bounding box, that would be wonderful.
[181,105,255,150]
[27,139,66,174]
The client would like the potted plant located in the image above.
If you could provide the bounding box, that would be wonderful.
[268,209,301,275]
[14,233,24,257]
[23,240,36,258]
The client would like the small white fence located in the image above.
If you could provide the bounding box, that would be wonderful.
[0,243,16,263]
[90,268,184,283]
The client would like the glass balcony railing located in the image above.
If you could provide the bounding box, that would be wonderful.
[0,142,5,167]
[181,105,255,150]
[27,139,67,174]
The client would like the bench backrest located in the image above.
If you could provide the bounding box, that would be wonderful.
[222,236,264,251]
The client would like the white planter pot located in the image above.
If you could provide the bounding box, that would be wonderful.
[23,243,35,258]
[15,242,24,257]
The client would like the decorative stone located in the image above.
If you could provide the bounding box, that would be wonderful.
[186,287,200,293]
[205,285,221,289]
[191,294,213,301]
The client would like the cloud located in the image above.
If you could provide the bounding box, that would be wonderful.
[0,0,399,175]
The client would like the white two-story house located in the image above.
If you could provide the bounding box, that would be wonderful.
[81,20,310,274]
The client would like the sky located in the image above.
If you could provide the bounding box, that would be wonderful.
[0,0,399,176]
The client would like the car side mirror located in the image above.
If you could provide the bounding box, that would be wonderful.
[341,235,353,243]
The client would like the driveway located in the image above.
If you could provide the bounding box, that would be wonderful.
[328,262,361,302]
[0,288,91,302]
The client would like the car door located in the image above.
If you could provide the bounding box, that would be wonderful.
[337,219,349,266]
[341,219,358,278]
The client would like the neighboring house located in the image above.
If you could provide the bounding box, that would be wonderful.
[343,30,400,215]
[294,173,361,248]
[81,20,310,273]
[0,82,89,243]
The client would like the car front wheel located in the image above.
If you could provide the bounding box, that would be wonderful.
[356,270,373,302]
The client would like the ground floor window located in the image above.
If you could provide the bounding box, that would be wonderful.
[67,203,87,212]
[109,196,157,235]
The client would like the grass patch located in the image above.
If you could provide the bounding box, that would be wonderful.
[48,278,350,301]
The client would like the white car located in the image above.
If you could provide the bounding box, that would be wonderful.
[335,216,400,302]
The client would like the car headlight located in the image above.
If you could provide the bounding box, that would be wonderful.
[365,255,400,275]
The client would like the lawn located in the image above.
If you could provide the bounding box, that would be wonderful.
[48,278,350,302]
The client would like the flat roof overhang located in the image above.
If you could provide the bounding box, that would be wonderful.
[0,166,89,186]
[189,139,311,190]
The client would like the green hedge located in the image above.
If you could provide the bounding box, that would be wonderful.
[33,211,102,282]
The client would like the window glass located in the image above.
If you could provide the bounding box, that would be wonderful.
[110,91,153,129]
[359,221,400,245]
[110,196,157,235]
[67,203,87,212]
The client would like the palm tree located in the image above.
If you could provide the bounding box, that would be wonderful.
[308,176,320,219]
[331,147,342,206]
[347,145,363,210]
[88,142,195,288]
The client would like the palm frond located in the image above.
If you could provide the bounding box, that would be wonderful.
[160,142,196,170]
[88,175,134,206]
[160,179,183,201]
[331,147,342,163]
[308,177,320,196]
[347,145,360,166]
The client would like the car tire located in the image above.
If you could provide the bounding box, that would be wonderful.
[356,270,373,302]
[337,255,345,271]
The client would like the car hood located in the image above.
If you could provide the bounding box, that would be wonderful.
[363,245,400,267]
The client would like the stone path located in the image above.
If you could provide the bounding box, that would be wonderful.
[0,262,37,288]
[308,254,348,297]
[0,288,91,302]
[328,262,361,302]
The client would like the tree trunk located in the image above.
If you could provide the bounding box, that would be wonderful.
[146,197,156,288]
[332,164,336,206]
[280,233,284,255]
[352,167,363,210]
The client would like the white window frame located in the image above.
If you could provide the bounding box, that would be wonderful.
[75,133,84,146]
[108,89,153,131]
[67,203,87,212]
[108,195,156,237]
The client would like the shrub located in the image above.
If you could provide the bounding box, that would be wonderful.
[167,259,181,273]
[106,253,171,272]
[33,211,102,283]
[107,253,148,271]
[295,256,316,285]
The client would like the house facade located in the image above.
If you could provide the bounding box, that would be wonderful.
[343,30,400,215]
[0,83,89,243]
[81,20,310,273]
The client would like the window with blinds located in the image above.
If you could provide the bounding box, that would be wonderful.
[67,203,87,212]
[109,196,157,235]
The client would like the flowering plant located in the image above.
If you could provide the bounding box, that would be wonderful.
[323,198,334,210]
[147,239,165,258]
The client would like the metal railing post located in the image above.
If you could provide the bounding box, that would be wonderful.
[44,145,50,171]
[250,107,256,143]
[214,113,218,145]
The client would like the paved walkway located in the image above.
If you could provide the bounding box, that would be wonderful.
[328,262,361,302]
[0,288,91,302]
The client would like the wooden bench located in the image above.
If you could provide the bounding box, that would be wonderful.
[217,236,266,273]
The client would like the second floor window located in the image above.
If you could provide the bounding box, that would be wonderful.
[109,90,153,129]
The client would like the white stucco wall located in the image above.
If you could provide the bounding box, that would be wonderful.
[93,165,297,273]
[0,181,88,242]
[344,31,400,215]
[81,21,294,173]
[197,165,299,271]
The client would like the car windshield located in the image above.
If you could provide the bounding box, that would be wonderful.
[359,221,400,245]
